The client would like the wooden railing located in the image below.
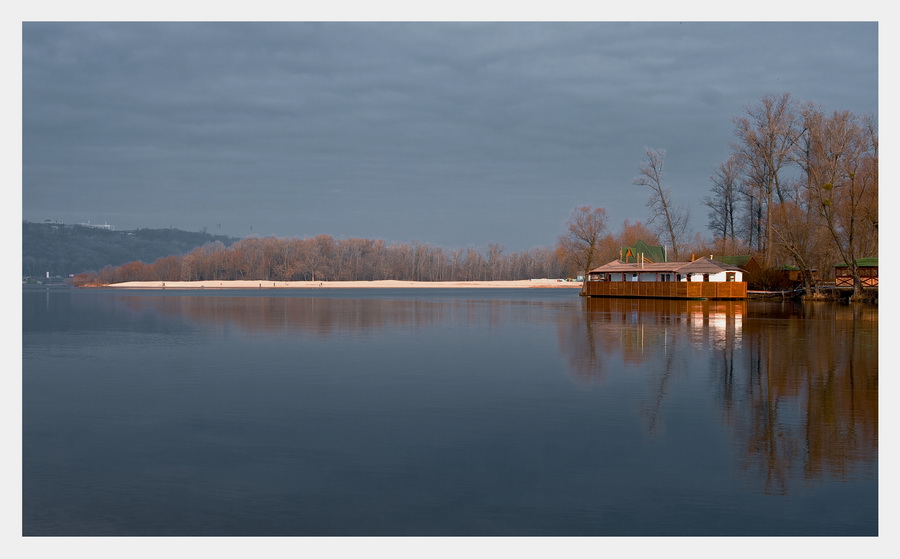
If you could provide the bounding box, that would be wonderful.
[835,276,878,287]
[583,280,747,299]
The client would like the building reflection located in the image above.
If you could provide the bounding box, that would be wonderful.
[557,298,745,383]
[559,297,877,494]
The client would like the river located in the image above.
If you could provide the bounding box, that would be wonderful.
[22,288,878,536]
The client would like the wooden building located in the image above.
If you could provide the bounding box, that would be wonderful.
[835,257,878,288]
[583,257,747,300]
[776,264,818,288]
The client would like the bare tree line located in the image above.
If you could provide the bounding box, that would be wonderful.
[704,93,877,297]
[558,93,877,298]
[76,235,568,285]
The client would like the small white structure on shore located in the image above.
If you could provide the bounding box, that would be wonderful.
[78,220,115,230]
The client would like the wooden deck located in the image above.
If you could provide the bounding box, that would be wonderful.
[582,281,747,300]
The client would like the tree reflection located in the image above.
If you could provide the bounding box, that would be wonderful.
[713,302,878,494]
[111,294,458,337]
[109,293,558,341]
[561,298,877,494]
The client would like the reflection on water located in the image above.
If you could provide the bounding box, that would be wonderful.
[559,298,877,495]
[122,293,456,337]
[558,299,746,380]
[65,290,557,338]
[730,303,876,495]
[23,290,877,535]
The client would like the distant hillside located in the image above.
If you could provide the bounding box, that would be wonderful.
[23,221,238,277]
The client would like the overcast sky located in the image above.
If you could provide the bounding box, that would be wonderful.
[22,21,878,251]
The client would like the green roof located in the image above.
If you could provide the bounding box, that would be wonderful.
[835,257,878,268]
[715,255,753,267]
[621,240,666,263]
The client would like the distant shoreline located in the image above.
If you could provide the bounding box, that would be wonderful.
[104,279,582,289]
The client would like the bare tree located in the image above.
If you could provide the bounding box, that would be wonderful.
[464,247,486,281]
[803,110,878,298]
[180,253,194,281]
[731,93,802,264]
[704,154,743,250]
[633,148,689,260]
[487,243,504,281]
[769,201,824,293]
[557,206,609,278]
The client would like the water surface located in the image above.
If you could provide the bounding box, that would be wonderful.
[22,289,877,535]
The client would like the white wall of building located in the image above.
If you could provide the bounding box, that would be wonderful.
[685,271,742,282]
[590,269,743,282]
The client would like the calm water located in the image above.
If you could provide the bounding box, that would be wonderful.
[22,288,878,536]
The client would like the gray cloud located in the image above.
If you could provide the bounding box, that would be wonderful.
[23,22,878,250]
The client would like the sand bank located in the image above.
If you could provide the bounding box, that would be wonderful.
[106,279,582,289]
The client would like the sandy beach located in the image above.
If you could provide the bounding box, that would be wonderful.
[107,279,582,289]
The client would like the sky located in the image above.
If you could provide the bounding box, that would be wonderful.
[20,19,879,252]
